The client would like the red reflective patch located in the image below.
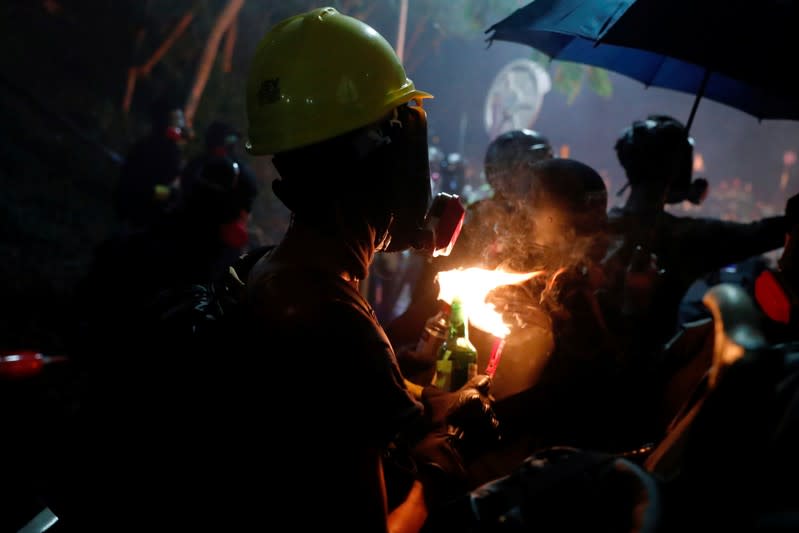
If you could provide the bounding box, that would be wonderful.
[0,351,45,379]
[755,270,791,324]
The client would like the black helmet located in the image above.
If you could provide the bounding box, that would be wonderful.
[484,129,553,192]
[205,120,241,150]
[529,158,607,222]
[182,155,255,224]
[615,115,707,204]
[527,158,609,263]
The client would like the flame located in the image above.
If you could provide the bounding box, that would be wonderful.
[437,267,544,338]
[540,266,567,304]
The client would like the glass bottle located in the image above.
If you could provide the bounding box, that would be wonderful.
[414,300,452,385]
[436,297,478,391]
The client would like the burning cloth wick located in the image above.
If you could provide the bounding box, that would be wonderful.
[485,336,506,378]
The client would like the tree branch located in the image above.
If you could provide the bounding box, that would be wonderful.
[404,14,429,71]
[222,18,238,73]
[141,11,194,76]
[184,0,246,127]
[122,67,138,114]
[122,10,194,113]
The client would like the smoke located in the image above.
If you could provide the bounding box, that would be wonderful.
[467,192,609,334]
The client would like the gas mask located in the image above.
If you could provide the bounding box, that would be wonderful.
[271,103,465,257]
[369,104,465,256]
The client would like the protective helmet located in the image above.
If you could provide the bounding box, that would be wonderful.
[246,7,432,155]
[484,129,553,195]
[182,156,255,226]
[205,120,240,151]
[615,115,707,204]
[527,158,609,263]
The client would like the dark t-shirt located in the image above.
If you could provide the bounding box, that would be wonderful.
[227,258,424,524]
[245,260,423,448]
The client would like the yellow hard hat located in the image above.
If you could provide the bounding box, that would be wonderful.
[245,7,432,156]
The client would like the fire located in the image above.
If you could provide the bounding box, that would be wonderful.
[436,267,544,338]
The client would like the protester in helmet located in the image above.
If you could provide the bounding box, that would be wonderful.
[76,153,258,356]
[475,158,633,452]
[385,128,554,354]
[181,120,258,226]
[53,154,261,530]
[603,114,795,365]
[230,8,496,533]
[114,97,189,232]
[484,129,554,192]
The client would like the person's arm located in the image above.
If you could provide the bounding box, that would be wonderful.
[665,214,788,276]
[349,449,395,533]
[387,478,429,533]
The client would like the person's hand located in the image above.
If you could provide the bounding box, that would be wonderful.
[422,374,501,460]
[466,447,662,532]
[396,344,437,386]
[487,284,552,332]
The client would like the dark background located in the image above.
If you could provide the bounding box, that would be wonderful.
[1,0,796,351]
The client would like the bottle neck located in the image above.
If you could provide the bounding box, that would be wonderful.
[449,301,468,339]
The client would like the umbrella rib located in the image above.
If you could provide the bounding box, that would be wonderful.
[643,53,669,88]
[596,2,634,43]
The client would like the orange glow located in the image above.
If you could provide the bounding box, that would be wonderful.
[693,152,705,172]
[540,267,566,304]
[437,267,544,338]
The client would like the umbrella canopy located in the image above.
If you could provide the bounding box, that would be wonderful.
[486,0,799,127]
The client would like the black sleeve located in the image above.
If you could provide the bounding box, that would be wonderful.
[660,215,788,279]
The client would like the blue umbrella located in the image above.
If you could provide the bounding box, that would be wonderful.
[486,0,799,130]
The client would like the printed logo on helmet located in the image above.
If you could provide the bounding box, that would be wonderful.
[258,78,281,105]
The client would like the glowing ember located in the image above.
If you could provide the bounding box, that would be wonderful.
[437,267,543,338]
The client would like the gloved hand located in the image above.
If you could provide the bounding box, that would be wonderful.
[410,426,468,509]
[422,374,501,461]
[464,447,662,532]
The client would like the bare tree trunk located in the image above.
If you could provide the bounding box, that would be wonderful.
[403,14,428,74]
[184,0,246,127]
[122,11,194,113]
[142,11,194,76]
[222,19,238,73]
[395,0,409,62]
